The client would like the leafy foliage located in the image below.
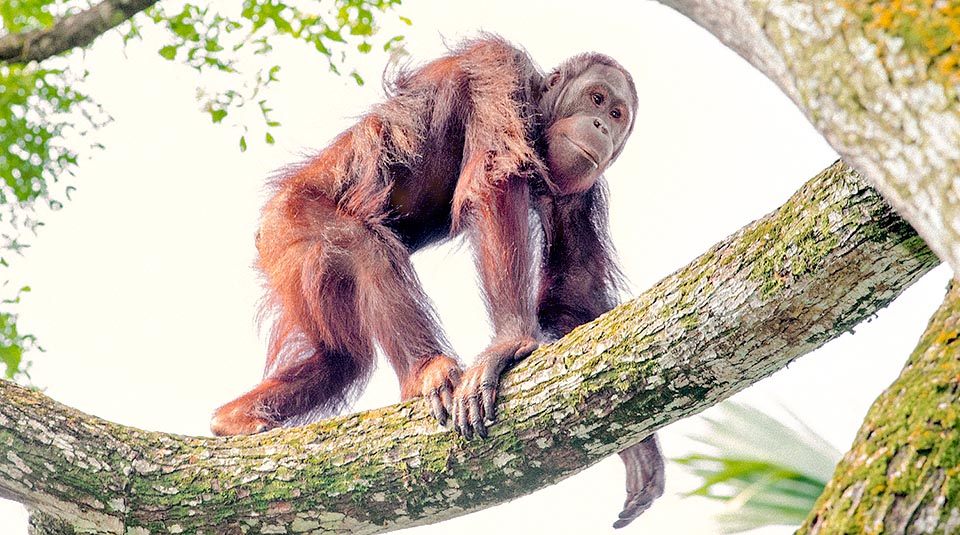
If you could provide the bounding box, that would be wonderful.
[674,402,841,533]
[0,287,37,381]
[0,0,404,378]
[0,0,54,35]
[143,0,408,150]
[0,1,110,379]
[0,0,108,232]
[0,63,103,208]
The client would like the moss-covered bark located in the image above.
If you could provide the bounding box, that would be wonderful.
[799,281,960,535]
[0,161,939,534]
[658,0,960,280]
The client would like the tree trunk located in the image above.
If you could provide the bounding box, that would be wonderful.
[0,161,939,533]
[656,0,960,278]
[799,280,960,534]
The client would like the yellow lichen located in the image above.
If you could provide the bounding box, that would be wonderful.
[843,0,960,87]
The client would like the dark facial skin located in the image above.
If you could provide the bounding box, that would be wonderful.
[544,64,634,195]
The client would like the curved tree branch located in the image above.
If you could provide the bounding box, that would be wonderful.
[800,281,960,533]
[0,0,157,64]
[656,1,960,277]
[0,161,939,533]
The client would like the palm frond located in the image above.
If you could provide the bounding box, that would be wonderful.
[673,402,841,533]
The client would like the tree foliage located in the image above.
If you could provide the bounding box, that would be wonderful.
[0,2,107,379]
[0,0,404,378]
[142,0,408,150]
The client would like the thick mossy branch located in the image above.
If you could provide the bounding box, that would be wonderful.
[800,281,960,534]
[657,0,960,277]
[0,161,940,534]
[0,0,157,64]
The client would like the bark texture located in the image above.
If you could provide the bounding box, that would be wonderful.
[657,0,960,277]
[0,161,940,533]
[800,280,960,535]
[0,0,157,64]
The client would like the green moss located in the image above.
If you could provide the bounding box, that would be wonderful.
[738,173,842,297]
[799,282,960,532]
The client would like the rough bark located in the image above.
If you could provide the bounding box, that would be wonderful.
[0,0,157,64]
[29,510,80,535]
[799,280,960,534]
[0,161,939,533]
[656,0,960,277]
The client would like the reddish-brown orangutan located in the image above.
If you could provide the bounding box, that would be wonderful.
[210,36,663,528]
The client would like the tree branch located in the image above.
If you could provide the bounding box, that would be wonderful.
[799,281,960,533]
[0,161,939,533]
[0,0,157,64]
[655,1,960,277]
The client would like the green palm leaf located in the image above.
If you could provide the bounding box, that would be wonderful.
[674,402,841,533]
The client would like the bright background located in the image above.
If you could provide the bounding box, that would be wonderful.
[1,1,952,533]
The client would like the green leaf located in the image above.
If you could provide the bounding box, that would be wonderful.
[267,65,281,81]
[674,402,841,533]
[323,28,346,43]
[0,287,38,380]
[265,132,275,144]
[239,135,247,152]
[383,35,405,52]
[0,343,23,380]
[145,0,408,151]
[158,45,178,60]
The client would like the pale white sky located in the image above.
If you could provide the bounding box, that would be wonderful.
[1,1,952,533]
